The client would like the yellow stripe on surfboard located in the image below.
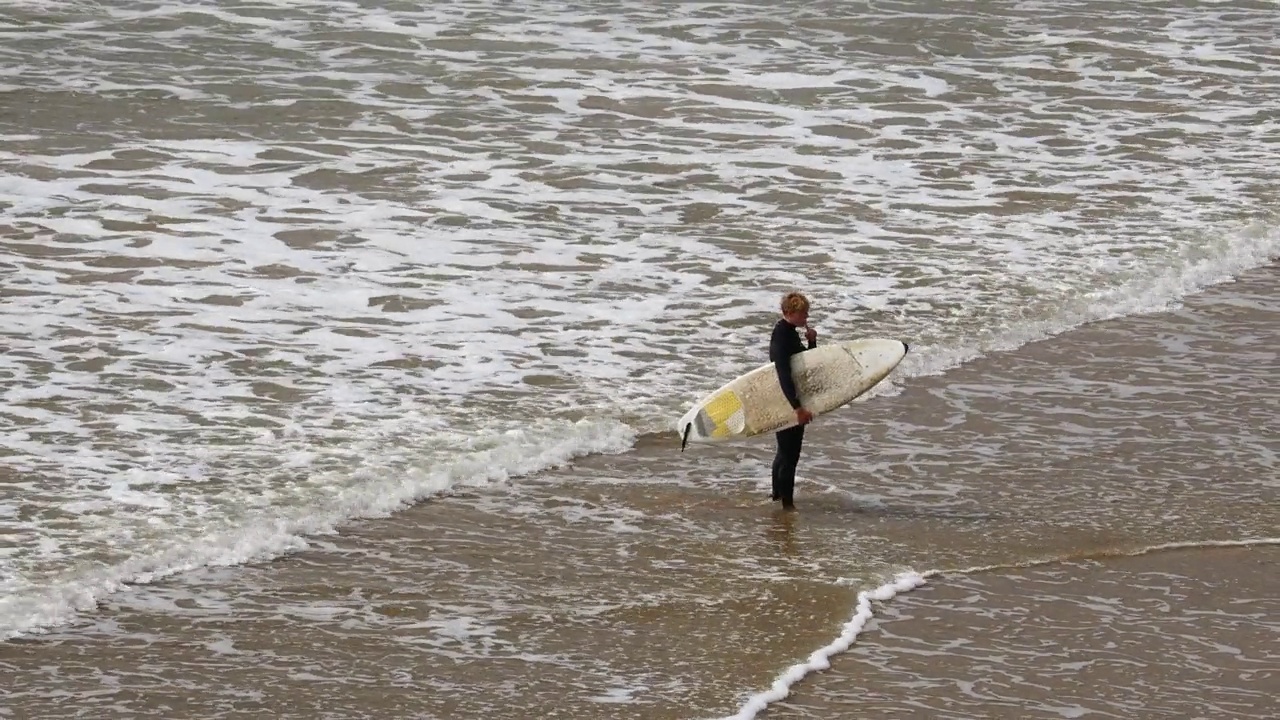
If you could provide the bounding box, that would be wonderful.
[702,390,744,437]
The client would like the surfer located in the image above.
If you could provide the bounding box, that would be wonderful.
[769,291,817,511]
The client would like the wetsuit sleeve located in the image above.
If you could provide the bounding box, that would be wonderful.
[771,324,803,410]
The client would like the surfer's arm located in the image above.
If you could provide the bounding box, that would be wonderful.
[770,324,804,409]
[774,354,803,409]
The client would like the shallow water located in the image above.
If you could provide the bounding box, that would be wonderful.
[4,267,1276,719]
[2,0,1278,716]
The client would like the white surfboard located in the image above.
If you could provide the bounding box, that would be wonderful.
[677,338,908,448]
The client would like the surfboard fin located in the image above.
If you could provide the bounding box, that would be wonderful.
[680,423,692,452]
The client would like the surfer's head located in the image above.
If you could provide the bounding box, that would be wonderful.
[780,291,810,326]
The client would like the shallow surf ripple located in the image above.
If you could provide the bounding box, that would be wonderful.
[778,550,1280,719]
[1,0,1278,636]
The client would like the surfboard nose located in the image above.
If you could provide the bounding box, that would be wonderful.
[903,341,910,354]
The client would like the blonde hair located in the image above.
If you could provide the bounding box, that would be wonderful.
[780,292,810,314]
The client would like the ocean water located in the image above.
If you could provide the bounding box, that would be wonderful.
[1,1,1278,718]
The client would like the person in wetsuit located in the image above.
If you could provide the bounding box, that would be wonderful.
[769,291,817,511]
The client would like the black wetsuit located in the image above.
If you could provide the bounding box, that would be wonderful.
[769,318,816,506]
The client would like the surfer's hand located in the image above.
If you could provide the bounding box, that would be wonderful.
[796,408,814,425]
[804,326,817,344]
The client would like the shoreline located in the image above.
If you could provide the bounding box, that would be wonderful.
[3,266,1276,720]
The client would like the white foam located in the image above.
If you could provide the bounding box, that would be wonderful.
[588,687,640,704]
[715,572,928,720]
[3,0,1279,640]
[0,417,636,640]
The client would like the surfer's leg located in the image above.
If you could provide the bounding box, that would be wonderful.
[771,433,785,500]
[777,425,805,508]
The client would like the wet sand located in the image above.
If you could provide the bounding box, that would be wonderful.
[773,545,1280,720]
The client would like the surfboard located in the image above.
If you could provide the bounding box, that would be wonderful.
[677,338,908,449]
